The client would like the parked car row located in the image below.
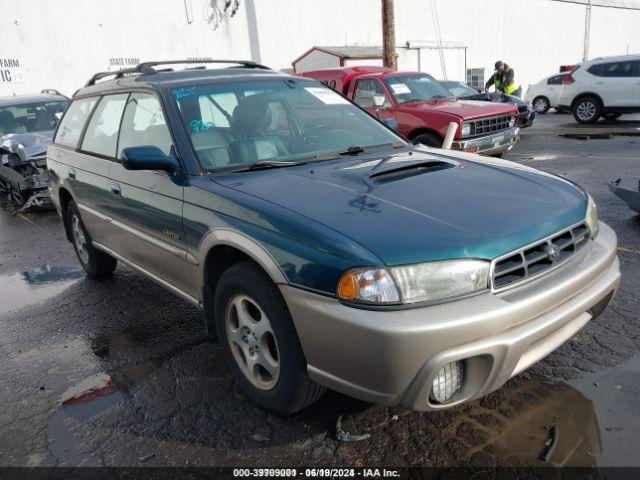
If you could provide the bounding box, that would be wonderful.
[525,54,640,123]
[44,59,619,414]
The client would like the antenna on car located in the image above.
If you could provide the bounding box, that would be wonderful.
[84,60,271,87]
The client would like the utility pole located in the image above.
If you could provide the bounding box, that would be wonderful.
[382,0,397,70]
[583,0,592,61]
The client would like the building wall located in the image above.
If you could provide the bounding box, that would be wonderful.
[1,0,639,97]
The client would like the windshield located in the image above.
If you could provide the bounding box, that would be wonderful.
[384,74,453,104]
[440,81,478,98]
[172,79,404,171]
[0,100,69,136]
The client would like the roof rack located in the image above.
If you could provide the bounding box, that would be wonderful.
[84,59,271,87]
[41,88,63,96]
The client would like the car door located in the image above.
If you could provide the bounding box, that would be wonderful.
[633,61,640,107]
[105,91,195,300]
[48,95,118,244]
[74,93,129,245]
[352,78,396,124]
[545,74,564,106]
[590,61,636,108]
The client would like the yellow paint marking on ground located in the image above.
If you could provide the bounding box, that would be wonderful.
[16,213,46,233]
[618,245,640,255]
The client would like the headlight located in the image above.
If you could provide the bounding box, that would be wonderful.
[509,116,516,127]
[461,123,471,137]
[337,259,490,305]
[586,194,599,239]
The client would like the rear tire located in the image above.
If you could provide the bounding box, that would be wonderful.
[65,200,117,278]
[213,260,325,414]
[602,112,622,120]
[413,132,443,148]
[532,96,550,114]
[573,96,601,124]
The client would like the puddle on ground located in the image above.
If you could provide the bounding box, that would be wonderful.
[570,356,640,466]
[0,265,84,315]
[339,357,640,466]
[46,358,165,465]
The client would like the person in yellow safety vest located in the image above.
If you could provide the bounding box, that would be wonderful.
[484,61,522,97]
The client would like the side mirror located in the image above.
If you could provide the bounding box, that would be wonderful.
[373,95,387,108]
[121,146,179,175]
[382,118,399,131]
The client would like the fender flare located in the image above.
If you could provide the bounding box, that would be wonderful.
[195,228,289,287]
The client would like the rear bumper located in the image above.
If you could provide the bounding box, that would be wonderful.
[452,127,520,156]
[282,222,619,411]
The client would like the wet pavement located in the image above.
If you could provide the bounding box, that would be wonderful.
[0,114,639,467]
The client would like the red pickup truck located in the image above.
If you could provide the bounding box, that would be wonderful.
[302,66,520,157]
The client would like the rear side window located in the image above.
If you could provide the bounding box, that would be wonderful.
[547,75,564,85]
[118,92,174,158]
[54,97,98,148]
[353,79,392,109]
[589,61,635,77]
[81,94,128,157]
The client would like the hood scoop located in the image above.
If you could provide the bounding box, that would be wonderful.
[369,161,454,184]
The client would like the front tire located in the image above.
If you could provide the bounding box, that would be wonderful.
[573,97,601,124]
[413,132,443,148]
[532,96,550,114]
[65,200,117,278]
[0,165,28,210]
[213,261,325,414]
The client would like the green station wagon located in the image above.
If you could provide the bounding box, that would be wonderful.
[48,61,620,413]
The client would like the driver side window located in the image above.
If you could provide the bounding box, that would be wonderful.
[118,93,174,158]
[353,79,392,109]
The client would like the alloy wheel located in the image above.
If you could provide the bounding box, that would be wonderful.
[225,294,280,390]
[576,101,597,121]
[533,98,549,113]
[71,213,90,264]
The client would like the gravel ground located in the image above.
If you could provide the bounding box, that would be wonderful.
[0,112,639,468]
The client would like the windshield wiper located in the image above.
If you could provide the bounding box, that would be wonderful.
[229,160,303,173]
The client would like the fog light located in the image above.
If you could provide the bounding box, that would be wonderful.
[430,361,463,404]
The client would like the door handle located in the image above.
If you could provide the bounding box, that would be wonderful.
[109,183,121,197]
[68,169,76,179]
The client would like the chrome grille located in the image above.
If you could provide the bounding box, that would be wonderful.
[465,114,514,137]
[491,223,590,291]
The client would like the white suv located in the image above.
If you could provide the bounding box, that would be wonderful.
[557,55,640,123]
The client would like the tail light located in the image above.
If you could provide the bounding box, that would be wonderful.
[562,75,575,84]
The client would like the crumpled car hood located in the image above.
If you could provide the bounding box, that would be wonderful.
[0,131,53,162]
[213,148,588,265]
[399,99,516,120]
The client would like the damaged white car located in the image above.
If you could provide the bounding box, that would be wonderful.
[0,90,69,210]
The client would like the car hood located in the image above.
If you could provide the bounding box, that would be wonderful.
[212,148,588,266]
[0,131,53,161]
[398,99,517,120]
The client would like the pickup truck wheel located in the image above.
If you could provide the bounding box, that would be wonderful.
[214,261,325,414]
[65,201,117,278]
[573,97,601,124]
[532,96,550,114]
[413,132,443,148]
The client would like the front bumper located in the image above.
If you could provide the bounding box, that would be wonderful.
[451,126,520,156]
[282,222,619,411]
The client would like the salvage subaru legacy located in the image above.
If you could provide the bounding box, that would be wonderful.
[47,60,620,414]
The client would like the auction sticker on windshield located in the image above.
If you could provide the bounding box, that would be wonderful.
[305,87,350,105]
[389,83,411,95]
